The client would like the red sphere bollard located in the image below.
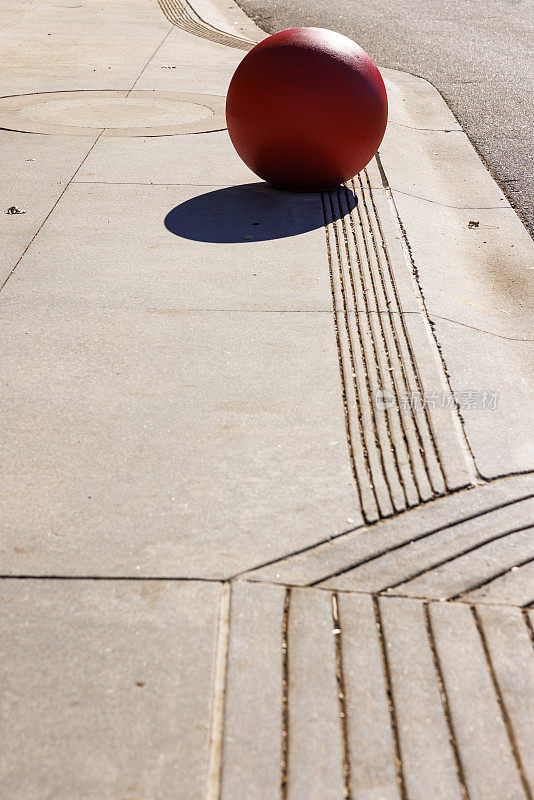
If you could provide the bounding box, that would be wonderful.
[226,27,388,191]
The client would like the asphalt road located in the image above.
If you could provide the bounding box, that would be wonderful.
[235,0,534,235]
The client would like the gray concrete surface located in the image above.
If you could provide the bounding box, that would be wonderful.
[379,596,463,800]
[431,601,530,800]
[234,0,534,235]
[220,581,285,799]
[1,0,533,795]
[286,588,345,800]
[338,592,400,799]
[1,579,221,800]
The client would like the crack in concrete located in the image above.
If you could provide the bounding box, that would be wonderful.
[432,314,534,342]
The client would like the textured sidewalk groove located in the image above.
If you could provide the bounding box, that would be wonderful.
[217,588,534,799]
[378,596,464,800]
[157,0,256,49]
[322,170,475,524]
[1,0,533,794]
[350,176,433,504]
[473,605,534,798]
[3,579,534,797]
[450,554,534,605]
[242,477,534,587]
[352,182,437,504]
[430,602,530,800]
[213,585,534,798]
[321,514,534,597]
[375,521,534,596]
[331,592,352,799]
[422,602,470,800]
[335,183,410,515]
[369,595,408,800]
[325,188,392,520]
[338,594,403,800]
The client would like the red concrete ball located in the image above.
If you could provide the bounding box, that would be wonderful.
[226,27,388,191]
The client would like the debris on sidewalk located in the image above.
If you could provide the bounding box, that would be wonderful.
[5,205,26,214]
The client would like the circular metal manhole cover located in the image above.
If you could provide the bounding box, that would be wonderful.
[0,90,226,136]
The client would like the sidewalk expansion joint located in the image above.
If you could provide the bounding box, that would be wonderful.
[0,573,531,613]
[126,25,174,97]
[280,587,290,800]
[331,592,352,800]
[206,582,231,800]
[373,596,408,800]
[0,574,226,582]
[0,129,103,294]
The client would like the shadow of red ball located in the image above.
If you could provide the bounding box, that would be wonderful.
[226,27,388,191]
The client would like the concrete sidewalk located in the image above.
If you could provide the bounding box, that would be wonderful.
[0,0,533,797]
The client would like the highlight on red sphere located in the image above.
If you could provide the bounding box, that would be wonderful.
[226,27,388,192]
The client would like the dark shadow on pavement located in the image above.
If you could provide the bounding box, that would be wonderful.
[164,182,356,243]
